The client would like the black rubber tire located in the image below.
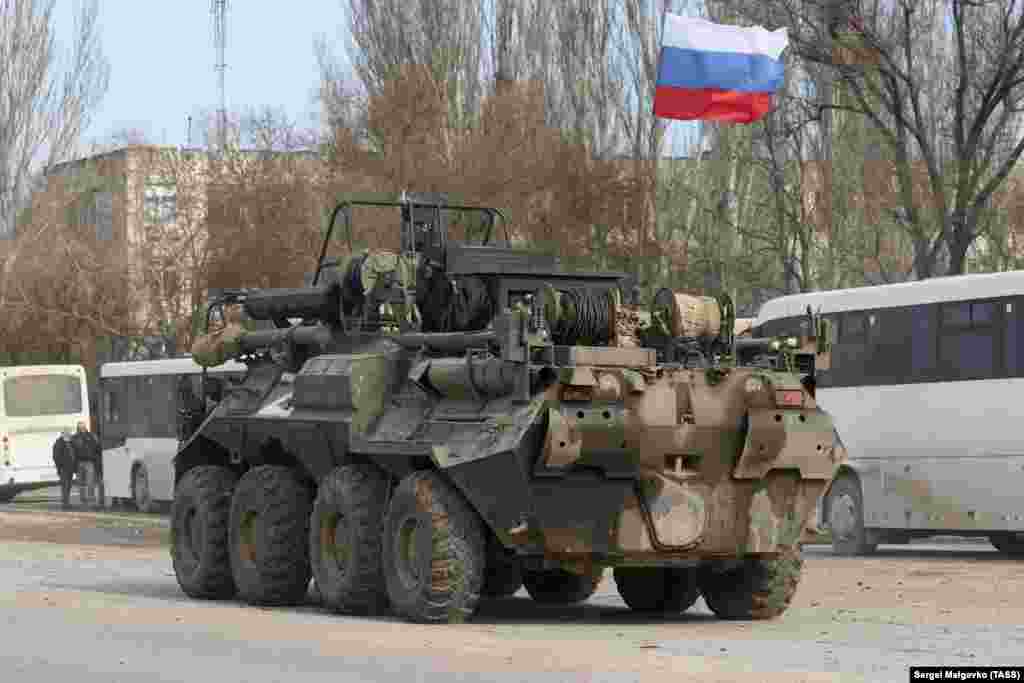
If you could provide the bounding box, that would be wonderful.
[170,465,238,600]
[229,465,314,606]
[132,463,155,514]
[309,463,391,615]
[521,567,602,605]
[613,567,700,613]
[698,546,803,620]
[826,475,878,556]
[989,533,1024,556]
[482,558,523,598]
[382,470,486,623]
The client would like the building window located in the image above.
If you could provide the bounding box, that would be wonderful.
[77,197,96,227]
[95,191,114,240]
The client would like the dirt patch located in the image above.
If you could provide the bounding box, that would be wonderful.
[3,509,1024,681]
[0,510,168,548]
[4,587,843,682]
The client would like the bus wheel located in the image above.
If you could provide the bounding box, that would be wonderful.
[382,471,486,623]
[170,465,238,599]
[826,475,878,556]
[132,464,154,513]
[699,546,803,620]
[989,533,1024,557]
[229,465,314,606]
[309,463,391,615]
[613,567,700,614]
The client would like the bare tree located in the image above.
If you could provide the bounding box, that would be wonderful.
[722,0,1024,278]
[340,0,483,128]
[0,0,109,299]
[0,159,139,364]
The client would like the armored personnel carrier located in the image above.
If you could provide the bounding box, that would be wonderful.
[169,195,845,624]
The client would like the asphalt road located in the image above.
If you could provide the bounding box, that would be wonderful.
[1,497,1023,683]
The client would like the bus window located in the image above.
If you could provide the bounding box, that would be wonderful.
[910,303,938,382]
[147,375,179,440]
[941,301,972,328]
[842,312,867,341]
[972,301,997,326]
[868,308,912,385]
[831,311,869,386]
[3,374,83,417]
[938,300,997,380]
[105,388,120,424]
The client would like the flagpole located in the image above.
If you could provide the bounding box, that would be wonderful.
[657,6,668,97]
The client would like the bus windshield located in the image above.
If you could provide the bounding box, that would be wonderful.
[3,375,84,417]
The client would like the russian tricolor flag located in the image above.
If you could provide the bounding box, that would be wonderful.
[654,14,789,124]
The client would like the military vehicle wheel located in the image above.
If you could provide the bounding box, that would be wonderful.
[229,465,313,606]
[382,470,486,623]
[521,568,602,605]
[309,463,391,615]
[989,533,1024,556]
[170,465,238,600]
[613,567,700,613]
[698,547,803,620]
[482,558,523,598]
[826,475,877,556]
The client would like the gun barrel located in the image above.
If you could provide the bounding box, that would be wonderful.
[391,331,496,352]
[243,287,338,323]
[236,324,335,353]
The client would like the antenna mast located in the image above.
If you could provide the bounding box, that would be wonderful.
[212,0,228,153]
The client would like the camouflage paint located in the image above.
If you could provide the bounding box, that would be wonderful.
[192,322,246,368]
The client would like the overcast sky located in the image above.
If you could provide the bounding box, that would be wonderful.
[55,1,350,148]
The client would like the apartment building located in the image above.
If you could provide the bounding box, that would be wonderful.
[38,144,322,355]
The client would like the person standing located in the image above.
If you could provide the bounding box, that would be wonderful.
[51,431,76,509]
[72,421,103,509]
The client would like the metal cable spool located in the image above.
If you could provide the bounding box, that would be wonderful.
[651,289,722,339]
[542,285,616,346]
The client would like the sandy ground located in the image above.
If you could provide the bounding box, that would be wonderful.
[1,504,1023,683]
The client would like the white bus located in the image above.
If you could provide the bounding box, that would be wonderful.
[752,270,1024,557]
[0,364,92,503]
[99,357,247,512]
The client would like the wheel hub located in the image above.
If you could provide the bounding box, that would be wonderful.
[183,508,203,564]
[830,493,857,540]
[239,510,259,566]
[321,512,352,574]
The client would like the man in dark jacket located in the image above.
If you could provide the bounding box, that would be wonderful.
[52,431,76,509]
[72,422,103,509]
